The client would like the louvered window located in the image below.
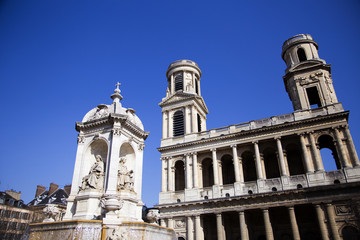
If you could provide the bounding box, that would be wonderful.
[175,72,183,92]
[173,110,184,136]
[197,114,201,132]
[195,79,199,95]
[297,48,307,62]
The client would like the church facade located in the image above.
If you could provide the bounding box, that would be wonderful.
[156,34,360,240]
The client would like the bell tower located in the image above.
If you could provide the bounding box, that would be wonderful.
[282,34,342,112]
[159,60,208,144]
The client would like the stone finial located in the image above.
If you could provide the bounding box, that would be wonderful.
[111,82,123,103]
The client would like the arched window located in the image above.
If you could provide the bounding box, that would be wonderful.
[286,143,305,175]
[297,48,307,62]
[197,114,202,132]
[342,226,360,240]
[174,72,183,92]
[242,151,257,182]
[174,161,185,191]
[195,78,199,95]
[263,148,281,179]
[202,158,214,187]
[173,111,184,137]
[221,155,235,185]
[318,135,341,171]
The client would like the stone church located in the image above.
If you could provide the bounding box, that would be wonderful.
[156,34,360,240]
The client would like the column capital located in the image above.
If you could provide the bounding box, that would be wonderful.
[274,136,282,140]
[210,148,217,152]
[306,130,315,135]
[252,140,259,144]
[184,153,191,157]
[332,126,341,130]
[231,144,237,149]
[297,132,306,136]
[191,151,198,156]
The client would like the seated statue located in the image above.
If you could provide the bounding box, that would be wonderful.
[80,155,104,191]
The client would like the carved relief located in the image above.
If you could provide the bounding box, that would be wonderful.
[175,219,185,228]
[77,135,85,144]
[138,144,145,151]
[146,209,160,224]
[106,227,127,240]
[79,155,104,191]
[335,205,352,216]
[90,105,109,120]
[113,128,121,136]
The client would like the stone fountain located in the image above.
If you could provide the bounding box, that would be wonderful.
[29,83,175,240]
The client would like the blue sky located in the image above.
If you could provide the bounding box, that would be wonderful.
[0,1,359,207]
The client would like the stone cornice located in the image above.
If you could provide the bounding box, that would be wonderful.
[159,92,209,114]
[156,182,360,217]
[158,111,349,153]
[76,114,149,140]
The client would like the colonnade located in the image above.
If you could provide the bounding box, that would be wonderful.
[161,126,359,192]
[160,203,341,240]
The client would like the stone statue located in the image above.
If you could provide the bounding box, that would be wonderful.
[42,204,64,222]
[146,209,160,225]
[80,155,104,191]
[117,157,134,191]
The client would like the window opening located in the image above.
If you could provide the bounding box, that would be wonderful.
[173,111,184,136]
[174,72,183,92]
[195,78,199,94]
[174,161,185,191]
[297,48,307,62]
[202,158,214,187]
[306,87,322,108]
[221,155,235,185]
[242,151,257,182]
[318,135,341,171]
[197,114,202,132]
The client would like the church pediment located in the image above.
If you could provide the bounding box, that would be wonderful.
[159,92,208,113]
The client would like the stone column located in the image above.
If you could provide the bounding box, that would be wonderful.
[309,132,324,171]
[333,127,351,168]
[191,106,197,133]
[161,157,167,192]
[326,204,341,240]
[211,149,220,185]
[168,158,174,191]
[162,111,168,139]
[193,152,199,188]
[253,141,264,179]
[239,211,249,240]
[106,127,122,194]
[185,107,191,134]
[232,145,241,182]
[263,209,274,240]
[218,159,223,186]
[238,157,244,182]
[195,215,202,240]
[168,218,174,229]
[216,213,225,240]
[160,218,166,227]
[187,216,194,240]
[344,126,360,167]
[314,204,330,240]
[288,207,300,240]
[185,154,192,189]
[275,137,288,176]
[169,112,173,138]
[299,133,312,173]
[171,74,175,93]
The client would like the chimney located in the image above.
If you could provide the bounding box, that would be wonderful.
[64,184,72,196]
[49,183,59,196]
[5,190,21,201]
[35,185,46,198]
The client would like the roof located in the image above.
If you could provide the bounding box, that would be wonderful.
[0,191,27,209]
[27,188,68,206]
